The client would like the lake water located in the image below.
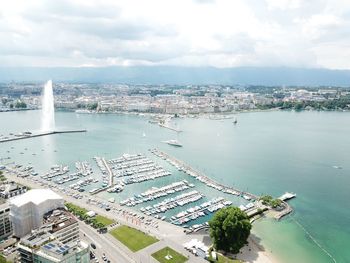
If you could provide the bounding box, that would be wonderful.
[1,110,349,263]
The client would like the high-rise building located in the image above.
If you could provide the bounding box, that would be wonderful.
[9,189,64,238]
[0,202,12,240]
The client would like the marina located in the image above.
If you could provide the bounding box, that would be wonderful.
[41,165,70,180]
[140,190,204,216]
[150,148,257,200]
[90,153,172,194]
[120,180,194,207]
[171,197,232,226]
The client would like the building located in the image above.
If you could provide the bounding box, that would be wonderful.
[42,209,79,244]
[18,233,89,263]
[0,182,27,199]
[9,189,64,238]
[0,203,12,240]
[17,208,89,263]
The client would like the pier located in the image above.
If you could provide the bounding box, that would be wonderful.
[150,148,294,221]
[150,148,258,200]
[274,201,293,220]
[158,123,182,132]
[102,158,114,187]
[0,129,87,143]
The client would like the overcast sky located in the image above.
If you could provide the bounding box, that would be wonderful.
[1,0,350,69]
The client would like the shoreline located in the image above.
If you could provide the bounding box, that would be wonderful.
[60,107,350,119]
[237,234,280,263]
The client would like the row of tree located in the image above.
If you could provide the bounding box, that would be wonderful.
[65,203,105,229]
[257,96,350,111]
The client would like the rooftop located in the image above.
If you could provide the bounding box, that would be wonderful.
[9,189,62,207]
[43,209,77,233]
[20,229,52,248]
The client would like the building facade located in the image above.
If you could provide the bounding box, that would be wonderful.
[0,203,12,240]
[9,189,64,238]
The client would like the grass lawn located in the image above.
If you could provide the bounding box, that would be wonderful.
[95,215,114,226]
[152,247,188,263]
[216,254,242,263]
[109,225,158,252]
[208,252,242,263]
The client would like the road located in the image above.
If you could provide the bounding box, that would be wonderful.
[79,221,134,263]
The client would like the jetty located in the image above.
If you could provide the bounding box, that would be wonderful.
[150,148,258,200]
[0,129,87,143]
[102,157,114,187]
[158,123,182,132]
[150,148,295,221]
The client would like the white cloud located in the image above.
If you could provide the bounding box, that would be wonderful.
[296,14,342,40]
[0,0,349,69]
[265,0,301,10]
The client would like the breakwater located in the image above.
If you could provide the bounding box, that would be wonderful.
[150,148,294,220]
[0,130,87,143]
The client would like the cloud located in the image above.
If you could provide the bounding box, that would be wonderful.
[0,0,349,69]
[265,0,301,10]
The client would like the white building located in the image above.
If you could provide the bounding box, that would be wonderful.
[9,189,64,238]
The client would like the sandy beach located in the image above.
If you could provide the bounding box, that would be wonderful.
[236,235,279,263]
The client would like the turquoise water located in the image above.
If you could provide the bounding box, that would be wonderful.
[1,110,350,263]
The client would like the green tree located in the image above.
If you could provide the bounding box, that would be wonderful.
[1,98,8,105]
[15,101,27,108]
[259,195,281,208]
[259,195,273,205]
[209,206,251,254]
[294,102,303,111]
[270,199,282,208]
[87,102,98,110]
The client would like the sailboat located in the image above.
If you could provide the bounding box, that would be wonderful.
[233,117,238,124]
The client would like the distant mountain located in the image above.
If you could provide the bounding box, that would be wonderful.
[0,66,350,86]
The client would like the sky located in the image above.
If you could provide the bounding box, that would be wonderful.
[1,0,350,69]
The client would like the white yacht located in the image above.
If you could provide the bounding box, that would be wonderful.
[163,139,183,147]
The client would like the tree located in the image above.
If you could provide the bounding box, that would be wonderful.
[15,101,27,108]
[260,195,273,205]
[209,206,251,254]
[87,102,98,110]
[259,195,282,208]
[270,199,282,208]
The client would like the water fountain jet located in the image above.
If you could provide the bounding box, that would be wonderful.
[41,80,55,132]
